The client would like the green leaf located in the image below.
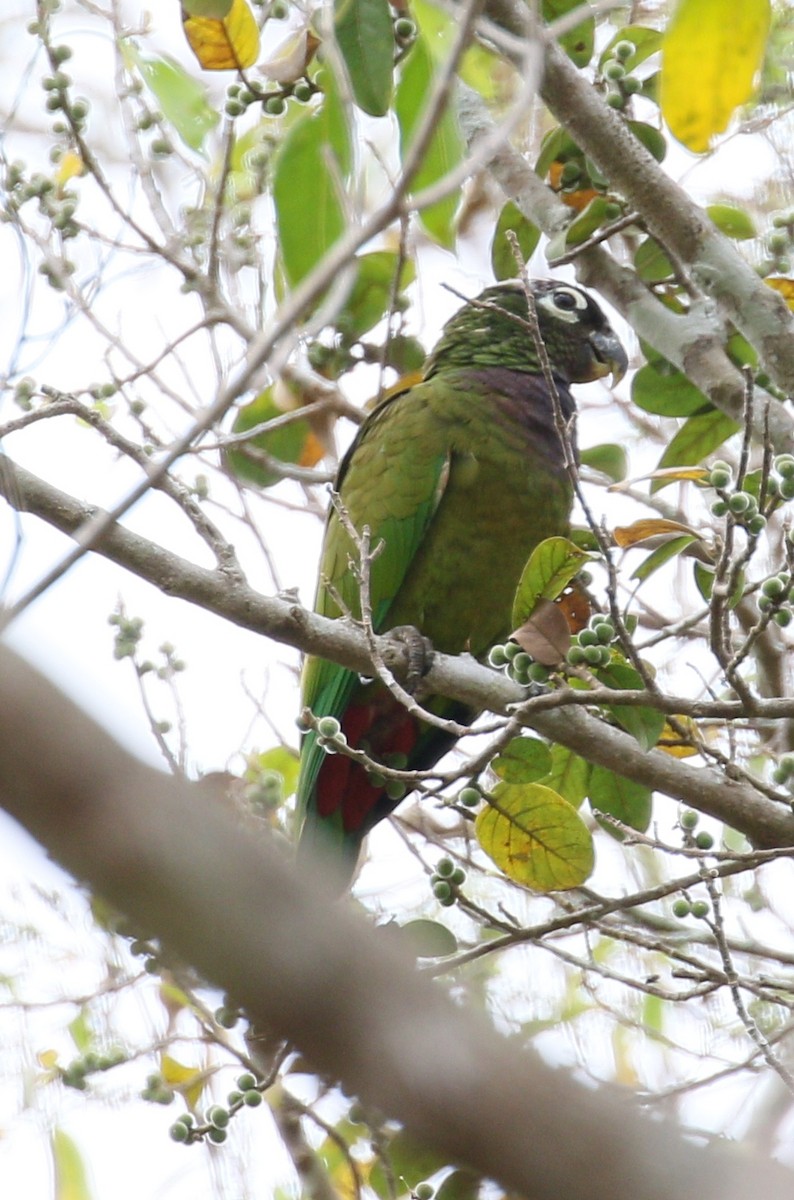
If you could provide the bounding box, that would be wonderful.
[399,919,457,958]
[491,737,552,784]
[566,195,610,246]
[634,236,674,283]
[653,409,741,490]
[435,1169,482,1200]
[370,1132,450,1198]
[694,561,745,607]
[224,388,322,488]
[539,743,590,807]
[707,203,757,240]
[491,201,540,281]
[132,51,219,151]
[579,442,628,482]
[52,1129,93,1200]
[274,71,352,289]
[599,24,663,71]
[596,663,666,751]
[335,251,415,341]
[68,1007,94,1055]
[251,745,301,799]
[396,35,463,246]
[627,120,667,163]
[511,536,591,628]
[476,782,595,891]
[631,534,697,583]
[183,0,232,15]
[588,765,652,837]
[632,361,711,417]
[661,0,771,153]
[542,0,594,67]
[334,0,394,116]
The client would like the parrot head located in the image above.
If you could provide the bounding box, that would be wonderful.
[426,279,628,387]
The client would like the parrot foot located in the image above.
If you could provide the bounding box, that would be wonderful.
[386,625,435,694]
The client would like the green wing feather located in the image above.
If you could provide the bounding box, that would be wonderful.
[297,381,452,831]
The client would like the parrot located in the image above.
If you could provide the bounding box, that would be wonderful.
[295,278,627,880]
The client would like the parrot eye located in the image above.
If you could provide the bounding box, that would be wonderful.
[551,288,585,312]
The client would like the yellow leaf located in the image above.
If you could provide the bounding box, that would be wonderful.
[476,783,594,891]
[614,518,700,548]
[661,0,770,153]
[609,466,709,492]
[52,1129,94,1200]
[38,1048,60,1070]
[183,0,260,70]
[657,718,700,758]
[765,277,794,310]
[56,151,84,188]
[160,1053,209,1110]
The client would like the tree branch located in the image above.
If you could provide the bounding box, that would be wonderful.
[1,643,793,1200]
[2,455,794,849]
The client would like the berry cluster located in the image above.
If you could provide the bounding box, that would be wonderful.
[565,615,617,671]
[430,857,466,907]
[602,39,643,111]
[760,211,794,276]
[169,1073,263,1146]
[60,1047,126,1091]
[225,77,317,119]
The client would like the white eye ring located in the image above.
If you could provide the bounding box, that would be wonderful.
[538,286,588,322]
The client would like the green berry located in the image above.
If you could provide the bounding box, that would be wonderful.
[710,499,728,517]
[503,640,521,661]
[606,90,625,110]
[432,880,452,902]
[243,1089,263,1107]
[527,663,550,683]
[780,478,794,501]
[414,1185,434,1200]
[747,515,767,535]
[774,454,794,478]
[449,867,466,886]
[578,629,598,647]
[385,779,406,801]
[394,17,416,39]
[567,646,587,667]
[435,857,455,878]
[621,75,641,96]
[227,1090,243,1106]
[614,40,634,61]
[695,831,714,851]
[237,1073,257,1091]
[680,809,699,830]
[691,900,709,919]
[317,716,341,739]
[170,1122,190,1142]
[208,1106,230,1128]
[560,160,582,186]
[729,492,750,514]
[775,609,792,627]
[604,61,625,82]
[758,594,772,613]
[458,786,481,807]
[293,80,312,102]
[511,652,532,674]
[271,0,289,16]
[208,1126,227,1144]
[583,645,603,666]
[593,621,614,644]
[225,100,244,117]
[672,898,691,918]
[604,201,622,220]
[264,95,285,116]
[709,467,731,489]
[488,645,508,667]
[768,230,790,255]
[762,576,786,599]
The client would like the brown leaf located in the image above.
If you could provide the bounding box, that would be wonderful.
[614,518,700,548]
[511,598,571,666]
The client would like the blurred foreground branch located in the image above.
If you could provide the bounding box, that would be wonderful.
[1,643,793,1200]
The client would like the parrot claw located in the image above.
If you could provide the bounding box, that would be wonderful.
[386,625,435,694]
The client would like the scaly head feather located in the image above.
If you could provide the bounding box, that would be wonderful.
[424,279,627,386]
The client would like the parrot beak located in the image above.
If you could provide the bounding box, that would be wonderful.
[589,329,628,385]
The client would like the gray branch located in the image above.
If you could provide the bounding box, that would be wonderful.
[2,454,794,850]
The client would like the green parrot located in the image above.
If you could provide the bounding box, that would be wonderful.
[296,279,627,878]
